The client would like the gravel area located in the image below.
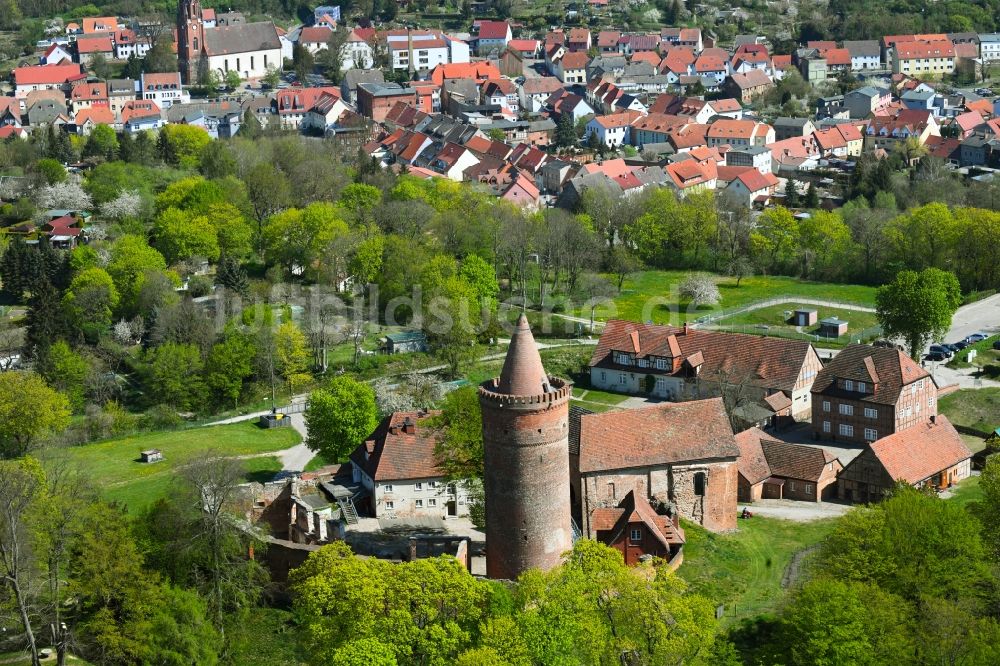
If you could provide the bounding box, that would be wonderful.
[739,499,853,522]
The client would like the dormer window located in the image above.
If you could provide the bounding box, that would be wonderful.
[857,381,866,393]
[655,358,667,370]
[844,379,854,391]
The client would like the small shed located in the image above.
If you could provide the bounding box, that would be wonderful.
[140,449,163,463]
[259,412,292,429]
[793,308,818,326]
[819,317,849,337]
[384,330,427,354]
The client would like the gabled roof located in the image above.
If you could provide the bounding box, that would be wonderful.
[591,490,685,551]
[76,35,114,53]
[863,416,970,484]
[733,169,777,192]
[430,62,500,86]
[812,344,931,405]
[203,22,280,57]
[299,26,333,43]
[734,426,772,485]
[348,411,445,481]
[82,16,118,33]
[559,51,589,69]
[13,63,84,86]
[477,20,510,40]
[579,398,739,473]
[70,81,107,101]
[760,439,836,482]
[591,320,815,393]
[730,69,772,90]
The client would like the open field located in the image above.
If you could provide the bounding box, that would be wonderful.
[712,303,880,347]
[678,516,837,625]
[939,388,1000,435]
[44,422,300,513]
[570,271,878,326]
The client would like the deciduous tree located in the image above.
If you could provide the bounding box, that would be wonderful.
[305,376,379,462]
[876,268,962,359]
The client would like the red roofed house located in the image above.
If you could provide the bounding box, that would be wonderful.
[40,215,83,249]
[666,159,717,195]
[591,490,685,568]
[577,398,740,532]
[706,119,774,148]
[553,50,588,84]
[73,107,116,135]
[348,411,471,519]
[837,416,971,503]
[429,142,480,181]
[567,28,592,53]
[597,30,621,53]
[481,78,519,113]
[723,69,774,104]
[506,39,540,56]
[298,25,335,54]
[724,168,779,205]
[139,72,190,110]
[12,64,85,98]
[476,20,512,55]
[82,16,119,34]
[284,86,350,128]
[69,81,108,113]
[40,43,73,65]
[429,61,501,86]
[75,34,115,64]
[500,172,541,210]
[584,110,643,147]
[589,320,822,419]
[811,344,937,445]
[864,109,939,150]
[893,39,956,76]
[734,427,842,502]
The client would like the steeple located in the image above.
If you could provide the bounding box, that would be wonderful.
[497,314,550,396]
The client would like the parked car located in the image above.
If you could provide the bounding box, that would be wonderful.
[952,340,970,350]
[966,333,988,343]
[929,344,953,358]
[873,339,903,350]
[925,351,948,362]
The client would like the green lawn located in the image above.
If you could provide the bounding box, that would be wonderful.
[571,387,630,413]
[946,335,1000,378]
[945,474,983,509]
[45,422,300,513]
[939,388,1000,435]
[571,271,878,326]
[678,517,836,624]
[712,303,880,347]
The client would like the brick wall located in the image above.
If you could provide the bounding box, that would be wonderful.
[813,377,937,444]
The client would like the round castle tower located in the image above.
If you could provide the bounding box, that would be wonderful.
[479,314,573,580]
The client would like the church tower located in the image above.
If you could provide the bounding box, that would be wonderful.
[177,0,205,85]
[479,314,573,579]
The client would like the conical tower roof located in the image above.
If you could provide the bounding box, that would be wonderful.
[496,313,551,396]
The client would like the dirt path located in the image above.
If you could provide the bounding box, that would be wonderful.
[782,545,820,589]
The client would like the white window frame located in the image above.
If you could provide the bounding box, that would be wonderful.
[864,407,877,419]
[629,528,642,542]
[427,498,437,507]
[414,499,423,508]
[857,381,866,393]
[845,379,854,391]
[839,423,854,437]
[414,482,423,491]
[864,428,877,441]
[383,484,393,492]
[823,400,830,412]
[839,404,853,416]
[384,500,394,510]
[823,420,831,433]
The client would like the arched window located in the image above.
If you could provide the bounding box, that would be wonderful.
[694,472,706,496]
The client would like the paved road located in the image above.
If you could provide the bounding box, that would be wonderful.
[946,292,1000,343]
[203,397,314,473]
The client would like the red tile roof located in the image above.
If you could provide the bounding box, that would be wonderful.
[478,20,510,40]
[865,416,970,484]
[507,39,539,53]
[734,426,772,485]
[591,490,685,550]
[579,398,739,473]
[74,107,114,126]
[895,40,955,60]
[76,35,114,53]
[559,51,589,69]
[70,81,107,101]
[591,320,816,394]
[299,26,333,43]
[13,63,84,86]
[348,411,445,481]
[430,62,501,86]
[760,439,836,482]
[812,344,931,406]
[82,16,118,33]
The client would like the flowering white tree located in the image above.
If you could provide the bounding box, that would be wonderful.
[100,190,144,221]
[36,182,92,211]
[679,273,721,307]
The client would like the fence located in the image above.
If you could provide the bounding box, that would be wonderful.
[693,294,876,327]
[706,323,884,346]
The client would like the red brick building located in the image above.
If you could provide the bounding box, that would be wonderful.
[811,344,937,445]
[479,314,574,580]
[837,416,971,502]
[577,397,740,533]
[591,490,685,568]
[356,82,418,123]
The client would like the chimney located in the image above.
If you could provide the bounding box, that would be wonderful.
[389,425,398,435]
[402,416,415,434]
[930,415,936,425]
[683,322,690,335]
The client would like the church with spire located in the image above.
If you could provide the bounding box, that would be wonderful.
[177,0,281,84]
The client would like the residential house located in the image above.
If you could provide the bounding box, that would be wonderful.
[567,27,592,52]
[81,16,118,34]
[773,117,816,141]
[693,52,728,85]
[811,344,937,445]
[340,69,384,105]
[428,142,480,181]
[981,34,1000,62]
[12,64,85,98]
[384,29,469,73]
[629,113,688,147]
[75,34,114,65]
[844,40,882,70]
[342,29,375,70]
[553,50,588,84]
[121,99,162,133]
[545,89,595,122]
[519,76,563,113]
[139,72,189,110]
[597,30,622,53]
[589,321,822,419]
[68,81,108,113]
[590,490,685,568]
[843,85,892,119]
[500,172,541,211]
[107,78,137,123]
[297,26,334,54]
[735,427,842,502]
[40,43,73,65]
[481,79,519,113]
[26,99,69,127]
[706,119,774,148]
[356,82,417,123]
[585,111,641,147]
[837,416,971,502]
[661,27,702,52]
[864,109,939,150]
[893,39,956,76]
[476,20,511,55]
[577,398,740,532]
[726,145,772,173]
[725,168,778,205]
[301,92,348,133]
[723,69,773,104]
[111,29,151,60]
[349,411,470,519]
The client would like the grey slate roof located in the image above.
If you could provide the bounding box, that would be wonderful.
[843,40,880,57]
[203,22,280,57]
